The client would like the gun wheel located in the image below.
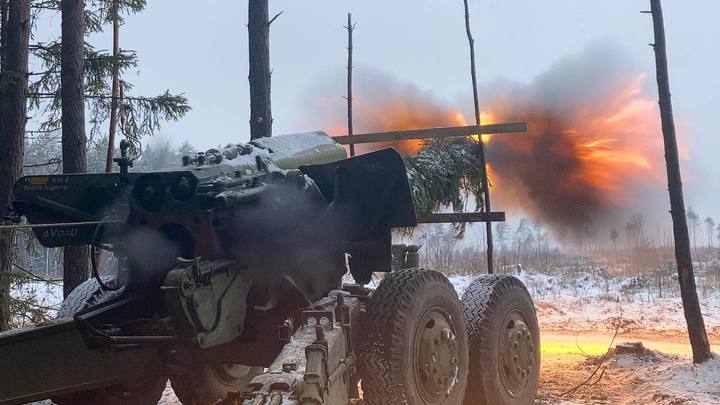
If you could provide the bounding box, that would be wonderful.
[56,276,123,318]
[170,363,263,405]
[53,277,166,405]
[462,275,540,405]
[359,269,469,404]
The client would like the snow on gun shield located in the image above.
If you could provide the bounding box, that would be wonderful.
[0,130,540,405]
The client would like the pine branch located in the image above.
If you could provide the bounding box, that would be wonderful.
[404,138,485,237]
[23,158,62,168]
[12,263,63,285]
[118,91,191,142]
[93,0,146,24]
[28,0,190,153]
[31,0,60,9]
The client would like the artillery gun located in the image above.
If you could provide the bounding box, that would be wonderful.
[0,130,539,405]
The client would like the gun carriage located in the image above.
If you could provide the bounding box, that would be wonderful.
[0,129,539,405]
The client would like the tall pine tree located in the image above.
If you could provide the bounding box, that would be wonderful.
[28,0,190,161]
[248,0,274,139]
[0,0,31,330]
[60,0,90,297]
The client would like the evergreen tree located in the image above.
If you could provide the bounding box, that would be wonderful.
[23,137,63,175]
[625,214,644,250]
[177,140,197,159]
[28,0,190,157]
[610,227,619,257]
[495,222,509,266]
[61,0,90,298]
[704,217,715,248]
[26,0,190,298]
[133,140,181,171]
[0,0,31,330]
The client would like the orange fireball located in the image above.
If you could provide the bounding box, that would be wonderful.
[316,68,667,239]
[481,73,664,238]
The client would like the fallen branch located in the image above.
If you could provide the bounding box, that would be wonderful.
[590,366,608,386]
[575,335,592,358]
[560,310,623,397]
[23,158,62,168]
[12,263,63,286]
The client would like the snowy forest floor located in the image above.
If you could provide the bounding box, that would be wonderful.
[145,273,720,405]
[448,274,720,404]
[19,270,720,404]
[154,334,720,405]
[536,332,720,405]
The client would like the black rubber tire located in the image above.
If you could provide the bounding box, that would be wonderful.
[53,277,166,405]
[462,275,540,405]
[359,269,469,405]
[56,276,123,318]
[170,364,263,405]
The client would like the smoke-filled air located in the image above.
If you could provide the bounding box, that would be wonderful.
[8,4,720,405]
[301,44,673,241]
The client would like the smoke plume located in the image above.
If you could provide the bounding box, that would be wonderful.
[299,44,671,241]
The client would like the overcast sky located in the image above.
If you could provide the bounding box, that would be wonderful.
[39,1,720,219]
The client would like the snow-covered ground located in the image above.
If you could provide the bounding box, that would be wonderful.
[14,270,720,404]
[537,348,720,405]
[448,272,720,338]
[25,272,720,338]
[11,281,62,308]
[25,270,720,338]
[10,281,63,327]
[619,352,720,404]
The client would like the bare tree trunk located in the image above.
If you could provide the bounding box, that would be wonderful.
[0,0,30,330]
[462,0,494,274]
[61,0,90,298]
[345,13,355,157]
[248,0,273,140]
[0,0,30,331]
[1,2,7,59]
[105,0,120,173]
[649,0,712,363]
[0,0,9,333]
[98,0,121,274]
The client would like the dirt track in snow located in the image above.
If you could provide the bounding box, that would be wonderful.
[536,331,720,405]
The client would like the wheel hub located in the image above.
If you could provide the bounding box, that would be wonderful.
[500,317,535,396]
[414,307,460,403]
[212,364,253,384]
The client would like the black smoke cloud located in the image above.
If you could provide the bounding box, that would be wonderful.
[299,43,669,242]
